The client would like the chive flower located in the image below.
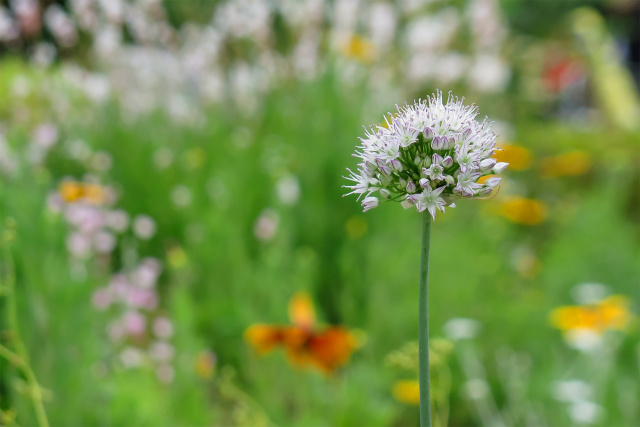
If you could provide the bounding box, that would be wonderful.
[344,91,508,218]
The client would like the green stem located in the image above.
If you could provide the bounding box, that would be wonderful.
[2,229,50,427]
[419,211,432,427]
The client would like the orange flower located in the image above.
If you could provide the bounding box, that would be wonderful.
[539,150,592,178]
[244,293,358,374]
[493,144,532,171]
[499,197,548,225]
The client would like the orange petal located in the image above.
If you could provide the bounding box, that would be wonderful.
[244,324,286,355]
[281,326,312,367]
[288,292,316,330]
[306,327,356,373]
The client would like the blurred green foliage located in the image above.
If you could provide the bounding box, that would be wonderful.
[0,57,639,427]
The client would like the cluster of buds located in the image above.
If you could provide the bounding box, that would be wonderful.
[344,91,508,219]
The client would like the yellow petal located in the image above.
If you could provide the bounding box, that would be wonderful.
[288,292,316,330]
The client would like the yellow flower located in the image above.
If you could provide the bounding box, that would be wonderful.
[392,380,420,405]
[539,150,592,178]
[58,181,85,203]
[550,295,633,333]
[341,35,375,64]
[82,184,107,205]
[499,197,548,225]
[493,144,532,171]
[58,181,108,205]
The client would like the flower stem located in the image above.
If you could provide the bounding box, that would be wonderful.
[1,226,50,427]
[419,211,432,427]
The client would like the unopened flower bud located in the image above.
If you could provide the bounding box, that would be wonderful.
[401,194,418,209]
[484,177,502,188]
[432,153,443,165]
[479,158,497,171]
[379,188,391,199]
[399,178,408,188]
[414,155,423,165]
[379,174,392,187]
[446,136,456,149]
[432,136,445,150]
[444,175,455,185]
[419,178,430,188]
[442,156,453,167]
[476,187,493,197]
[422,156,432,168]
[390,159,403,171]
[361,196,379,212]
[493,162,509,174]
[406,181,417,193]
[423,127,435,139]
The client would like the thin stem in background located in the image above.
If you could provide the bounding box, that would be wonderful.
[419,211,432,427]
[1,225,50,427]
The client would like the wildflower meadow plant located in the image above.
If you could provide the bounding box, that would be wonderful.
[344,91,507,427]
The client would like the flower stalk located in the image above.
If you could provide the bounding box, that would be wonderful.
[419,211,432,427]
[1,224,50,427]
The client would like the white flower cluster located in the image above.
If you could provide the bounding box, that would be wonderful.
[344,91,508,219]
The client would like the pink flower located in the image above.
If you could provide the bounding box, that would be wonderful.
[152,317,174,339]
[91,288,112,311]
[123,311,147,336]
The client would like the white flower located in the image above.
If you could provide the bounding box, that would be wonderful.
[415,186,446,219]
[362,196,379,212]
[552,380,593,402]
[443,318,481,340]
[569,401,603,425]
[344,91,506,218]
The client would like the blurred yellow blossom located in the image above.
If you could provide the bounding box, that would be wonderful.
[341,35,375,64]
[392,380,420,405]
[499,197,547,225]
[551,295,632,333]
[58,181,108,205]
[493,144,532,171]
[539,150,592,178]
[59,181,84,203]
[550,295,634,351]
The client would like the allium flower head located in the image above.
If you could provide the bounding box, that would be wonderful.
[344,91,508,219]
